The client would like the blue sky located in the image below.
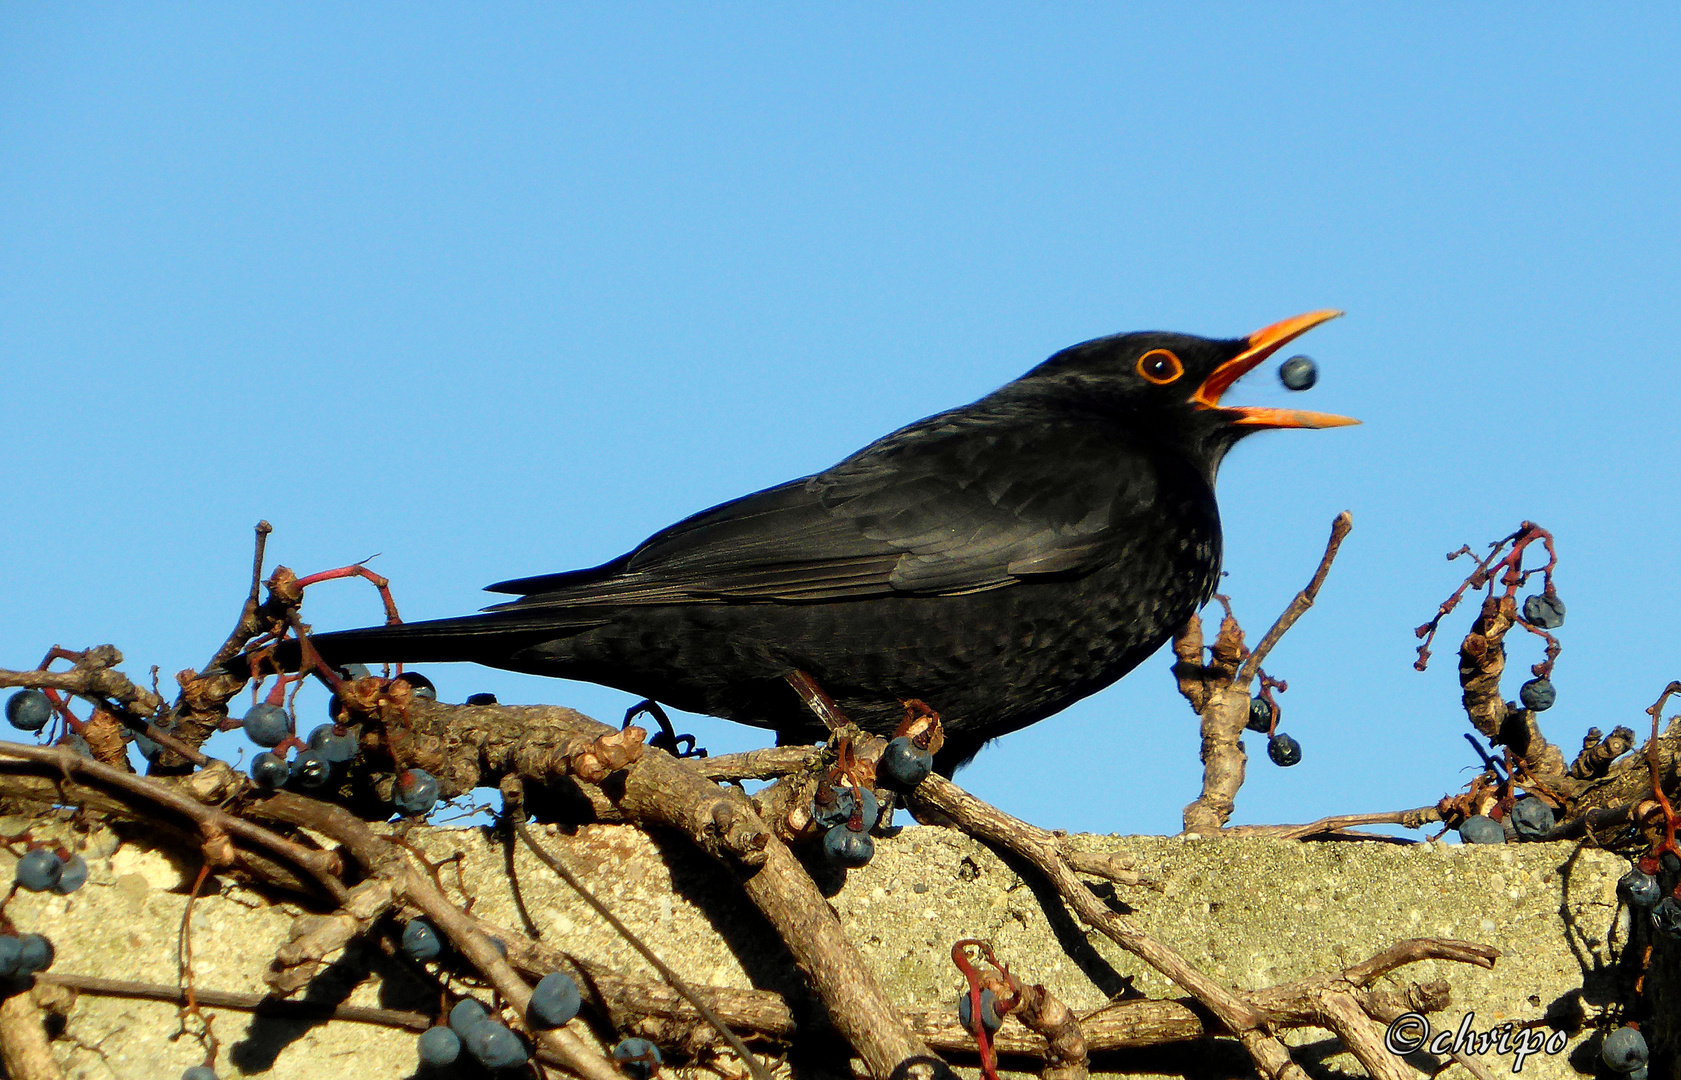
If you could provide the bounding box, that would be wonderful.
[3,6,1677,836]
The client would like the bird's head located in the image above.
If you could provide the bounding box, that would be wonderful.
[1015,309,1358,475]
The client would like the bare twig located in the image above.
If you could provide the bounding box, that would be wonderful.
[1236,511,1353,685]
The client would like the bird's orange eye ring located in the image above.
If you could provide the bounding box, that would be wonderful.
[1136,349,1183,385]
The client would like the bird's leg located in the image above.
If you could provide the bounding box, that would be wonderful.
[784,670,849,731]
[624,699,706,758]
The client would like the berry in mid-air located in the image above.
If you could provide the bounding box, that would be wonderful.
[1619,869,1662,908]
[823,824,874,868]
[1521,592,1566,630]
[957,987,1003,1034]
[611,1037,662,1080]
[417,1025,461,1067]
[1458,815,1506,844]
[395,768,440,816]
[1510,797,1555,840]
[1267,733,1302,767]
[5,689,52,732]
[250,751,290,788]
[528,971,582,1028]
[15,849,63,892]
[1278,355,1318,391]
[878,737,932,790]
[241,703,290,747]
[1601,1026,1648,1073]
[1519,678,1555,711]
[400,919,442,962]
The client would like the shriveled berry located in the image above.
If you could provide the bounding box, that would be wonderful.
[811,785,879,831]
[1652,896,1681,941]
[417,1025,461,1067]
[16,849,63,892]
[401,919,442,962]
[182,1068,219,1080]
[1519,678,1555,711]
[1278,354,1318,391]
[823,824,874,868]
[242,703,290,747]
[528,971,582,1028]
[0,936,21,977]
[250,751,290,788]
[1510,797,1556,840]
[466,692,499,706]
[1521,592,1566,630]
[1620,869,1662,907]
[308,724,357,763]
[611,1037,662,1080]
[1602,1026,1648,1073]
[396,672,437,701]
[52,853,88,895]
[878,737,932,790]
[1267,733,1302,767]
[395,768,440,816]
[16,933,53,974]
[292,750,331,789]
[1246,698,1273,733]
[6,689,52,732]
[1458,815,1505,844]
[449,998,489,1037]
[465,1021,528,1070]
[957,987,1003,1034]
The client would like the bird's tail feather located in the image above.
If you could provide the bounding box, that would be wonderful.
[237,611,604,673]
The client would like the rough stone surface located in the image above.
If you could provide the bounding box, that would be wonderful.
[0,818,1640,1080]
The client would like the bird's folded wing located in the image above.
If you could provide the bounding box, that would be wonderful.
[486,406,1163,609]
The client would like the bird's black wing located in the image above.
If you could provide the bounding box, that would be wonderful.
[486,402,1170,610]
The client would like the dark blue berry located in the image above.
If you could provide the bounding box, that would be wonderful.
[1519,678,1555,712]
[1510,797,1555,840]
[611,1037,662,1080]
[401,919,442,962]
[250,751,290,788]
[182,1068,219,1080]
[448,998,489,1037]
[1602,1026,1648,1073]
[1521,592,1565,630]
[878,737,932,790]
[1652,896,1681,941]
[1246,698,1274,733]
[823,824,874,867]
[6,689,52,732]
[1458,815,1505,844]
[466,692,499,706]
[395,768,440,816]
[16,933,53,974]
[811,785,879,831]
[16,849,63,892]
[1278,354,1317,391]
[242,703,290,747]
[417,1025,461,1067]
[957,988,1003,1034]
[1620,869,1662,907]
[465,1022,527,1070]
[307,724,357,763]
[292,750,331,789]
[396,672,437,701]
[528,971,582,1028]
[51,853,88,895]
[1267,733,1302,767]
[0,936,22,977]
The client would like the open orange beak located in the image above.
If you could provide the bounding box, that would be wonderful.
[1192,309,1359,429]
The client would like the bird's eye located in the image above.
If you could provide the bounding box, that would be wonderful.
[1135,349,1183,385]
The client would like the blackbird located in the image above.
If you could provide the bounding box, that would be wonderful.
[295,310,1355,768]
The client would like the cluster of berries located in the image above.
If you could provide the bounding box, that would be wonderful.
[1515,591,1565,712]
[0,846,84,983]
[1456,797,1557,845]
[1245,699,1301,768]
